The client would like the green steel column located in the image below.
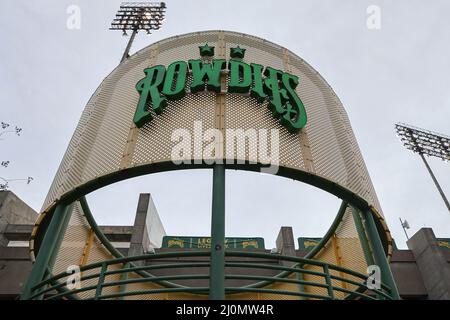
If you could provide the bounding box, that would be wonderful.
[362,210,400,300]
[21,204,71,300]
[48,204,73,270]
[209,164,225,300]
[351,207,375,266]
[118,262,130,300]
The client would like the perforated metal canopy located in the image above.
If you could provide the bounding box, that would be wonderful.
[29,30,394,300]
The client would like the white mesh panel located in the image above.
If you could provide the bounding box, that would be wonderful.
[39,31,386,300]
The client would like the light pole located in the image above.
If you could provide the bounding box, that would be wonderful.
[399,217,410,240]
[110,2,167,63]
[395,123,450,212]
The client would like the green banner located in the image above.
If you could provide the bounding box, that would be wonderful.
[162,236,265,250]
[298,237,321,251]
[437,238,450,250]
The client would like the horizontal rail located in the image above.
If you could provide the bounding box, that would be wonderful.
[102,274,210,289]
[29,250,394,300]
[97,287,210,300]
[225,287,332,300]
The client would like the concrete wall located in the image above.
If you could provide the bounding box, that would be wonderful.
[0,247,33,299]
[389,250,427,299]
[0,191,37,247]
[128,193,166,260]
[407,228,450,300]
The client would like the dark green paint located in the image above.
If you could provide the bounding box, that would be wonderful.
[230,46,246,59]
[250,63,266,103]
[264,67,307,133]
[27,250,395,300]
[162,236,264,249]
[188,59,226,94]
[280,73,308,132]
[362,210,400,300]
[297,237,322,251]
[227,59,252,94]
[351,207,375,266]
[21,204,72,300]
[199,43,215,57]
[133,49,307,133]
[134,65,167,128]
[263,67,288,115]
[209,164,225,300]
[437,238,450,250]
[28,162,397,300]
[161,61,188,100]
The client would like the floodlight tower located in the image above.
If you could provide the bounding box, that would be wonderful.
[395,123,450,212]
[110,2,166,63]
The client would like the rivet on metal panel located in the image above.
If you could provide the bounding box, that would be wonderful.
[119,44,159,169]
[282,49,292,73]
[119,125,139,169]
[282,50,315,173]
[299,131,316,173]
[215,32,226,158]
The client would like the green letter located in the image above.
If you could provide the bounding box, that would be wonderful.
[228,59,252,94]
[250,63,266,103]
[134,65,167,128]
[162,61,188,100]
[263,67,288,117]
[188,59,226,94]
[280,73,307,132]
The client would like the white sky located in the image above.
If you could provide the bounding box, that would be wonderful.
[1,0,449,249]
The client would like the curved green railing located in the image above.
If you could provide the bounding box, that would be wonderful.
[27,250,394,300]
[25,157,400,300]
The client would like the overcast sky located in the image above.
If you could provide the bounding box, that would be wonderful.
[1,0,449,249]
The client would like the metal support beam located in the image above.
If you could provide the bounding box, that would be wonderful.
[351,207,375,266]
[21,204,72,300]
[419,153,450,213]
[209,164,225,300]
[120,28,138,63]
[362,210,400,300]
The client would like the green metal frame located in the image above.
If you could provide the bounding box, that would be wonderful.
[362,209,399,299]
[24,161,399,300]
[25,250,395,300]
[209,164,226,299]
[21,204,72,300]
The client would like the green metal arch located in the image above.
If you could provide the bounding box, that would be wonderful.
[27,161,397,299]
[31,161,390,258]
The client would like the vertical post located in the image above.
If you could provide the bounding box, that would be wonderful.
[362,210,400,300]
[296,267,305,300]
[419,153,450,212]
[94,262,107,300]
[120,28,138,63]
[209,163,225,300]
[323,265,335,300]
[351,206,375,266]
[118,262,130,300]
[21,203,71,299]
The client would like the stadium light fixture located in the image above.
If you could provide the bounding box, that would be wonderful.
[110,2,167,63]
[395,123,450,212]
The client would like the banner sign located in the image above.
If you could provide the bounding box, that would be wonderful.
[162,236,265,250]
[437,238,450,250]
[298,237,321,251]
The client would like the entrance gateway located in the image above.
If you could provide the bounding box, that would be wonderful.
[23,31,399,300]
